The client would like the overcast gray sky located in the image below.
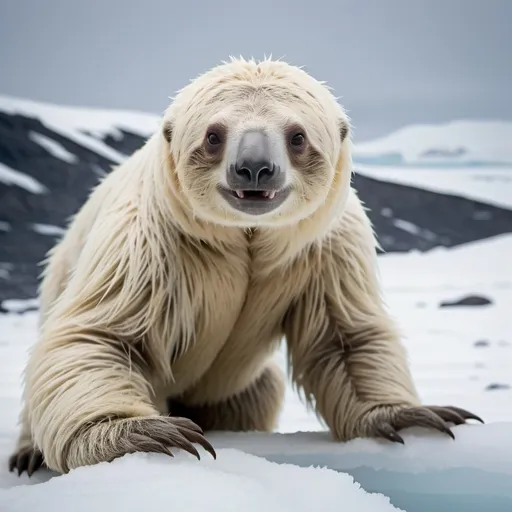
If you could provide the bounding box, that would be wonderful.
[0,0,510,140]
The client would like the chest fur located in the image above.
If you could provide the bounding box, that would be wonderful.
[165,240,249,388]
[165,236,312,390]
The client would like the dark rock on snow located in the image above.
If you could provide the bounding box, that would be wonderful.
[485,383,511,391]
[473,340,490,348]
[439,295,493,308]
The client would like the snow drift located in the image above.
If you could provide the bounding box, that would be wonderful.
[1,449,401,512]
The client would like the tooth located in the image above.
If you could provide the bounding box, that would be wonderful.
[236,190,244,198]
[268,191,276,199]
[262,191,270,198]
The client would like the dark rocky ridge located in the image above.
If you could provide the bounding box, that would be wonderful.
[1,109,512,303]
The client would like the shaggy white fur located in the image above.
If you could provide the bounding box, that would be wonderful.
[9,57,483,476]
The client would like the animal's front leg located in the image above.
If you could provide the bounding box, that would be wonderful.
[284,202,483,443]
[14,329,216,475]
[10,213,216,475]
[285,277,483,443]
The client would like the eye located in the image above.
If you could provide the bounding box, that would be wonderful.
[207,132,222,146]
[290,132,305,147]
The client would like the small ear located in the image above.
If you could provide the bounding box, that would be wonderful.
[162,120,173,143]
[339,119,349,143]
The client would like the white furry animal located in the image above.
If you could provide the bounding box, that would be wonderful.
[9,57,483,476]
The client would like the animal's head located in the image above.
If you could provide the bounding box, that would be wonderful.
[162,57,352,228]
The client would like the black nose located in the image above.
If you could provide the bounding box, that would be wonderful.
[234,131,276,186]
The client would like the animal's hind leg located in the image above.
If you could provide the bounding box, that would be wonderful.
[167,361,286,432]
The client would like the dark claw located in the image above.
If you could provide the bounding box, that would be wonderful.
[375,423,405,444]
[8,453,17,473]
[142,418,209,460]
[168,432,201,460]
[178,427,217,460]
[127,416,216,461]
[8,447,45,477]
[427,406,466,426]
[128,433,175,457]
[395,407,455,440]
[167,416,217,459]
[27,451,44,477]
[16,451,30,476]
[142,426,200,460]
[442,406,484,424]
[170,416,205,434]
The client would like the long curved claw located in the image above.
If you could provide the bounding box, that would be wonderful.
[394,407,455,439]
[125,416,217,461]
[375,422,405,444]
[26,450,44,477]
[436,406,484,424]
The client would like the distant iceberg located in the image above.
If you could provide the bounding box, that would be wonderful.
[353,120,512,167]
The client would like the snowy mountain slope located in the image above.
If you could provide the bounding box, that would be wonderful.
[353,120,512,167]
[1,94,512,303]
[356,165,512,210]
[0,95,160,164]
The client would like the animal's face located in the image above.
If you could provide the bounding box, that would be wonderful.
[163,58,351,228]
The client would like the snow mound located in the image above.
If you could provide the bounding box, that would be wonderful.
[0,449,400,512]
[0,94,161,165]
[354,120,512,167]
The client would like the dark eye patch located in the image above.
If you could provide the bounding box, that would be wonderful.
[204,122,227,156]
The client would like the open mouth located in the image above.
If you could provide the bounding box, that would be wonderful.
[230,189,278,200]
[218,186,290,215]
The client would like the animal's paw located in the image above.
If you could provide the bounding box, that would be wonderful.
[8,445,46,477]
[361,405,484,444]
[121,416,217,460]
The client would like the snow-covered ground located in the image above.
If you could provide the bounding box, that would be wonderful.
[0,232,511,510]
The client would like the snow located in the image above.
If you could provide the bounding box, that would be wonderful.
[1,232,511,510]
[28,131,78,164]
[1,298,39,314]
[0,95,161,165]
[213,425,512,512]
[0,450,401,512]
[353,120,512,167]
[356,165,512,210]
[378,233,511,291]
[0,162,48,194]
[31,223,66,237]
[391,219,422,236]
